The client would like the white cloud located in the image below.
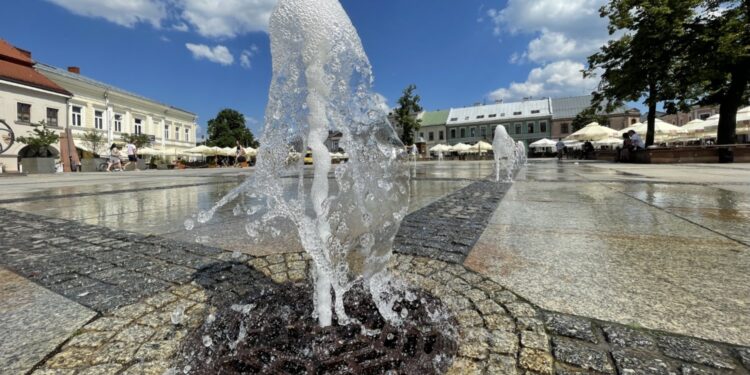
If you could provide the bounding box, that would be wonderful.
[240,50,252,69]
[185,43,234,65]
[487,0,609,63]
[176,0,278,38]
[160,35,171,42]
[489,60,597,101]
[48,0,278,38]
[46,0,166,28]
[239,44,260,69]
[172,22,190,32]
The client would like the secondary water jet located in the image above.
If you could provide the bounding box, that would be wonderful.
[492,125,518,182]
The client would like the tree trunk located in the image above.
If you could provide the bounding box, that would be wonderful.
[716,65,749,163]
[646,81,657,147]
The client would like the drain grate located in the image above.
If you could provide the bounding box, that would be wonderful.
[177,282,458,374]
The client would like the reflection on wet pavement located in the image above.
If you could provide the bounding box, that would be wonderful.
[467,160,750,347]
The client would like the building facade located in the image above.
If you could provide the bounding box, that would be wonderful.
[36,64,197,156]
[0,39,71,172]
[446,99,553,146]
[658,105,720,126]
[416,110,449,150]
[551,96,640,139]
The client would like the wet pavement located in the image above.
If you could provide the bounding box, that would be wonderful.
[466,160,750,347]
[1,160,749,373]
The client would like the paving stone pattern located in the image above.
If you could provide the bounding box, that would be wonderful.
[0,207,225,313]
[395,180,511,263]
[2,204,750,374]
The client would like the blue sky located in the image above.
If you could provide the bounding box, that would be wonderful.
[1,0,613,138]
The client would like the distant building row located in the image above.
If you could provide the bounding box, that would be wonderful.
[399,96,640,150]
[0,39,197,172]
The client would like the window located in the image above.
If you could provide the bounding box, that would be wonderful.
[185,128,190,142]
[540,121,547,133]
[134,119,143,135]
[527,123,535,133]
[631,118,638,124]
[439,131,444,140]
[419,132,424,139]
[428,132,434,141]
[515,123,522,134]
[450,117,458,122]
[561,123,569,134]
[531,110,540,114]
[500,113,506,117]
[114,114,122,132]
[164,125,169,139]
[17,103,31,122]
[46,108,58,127]
[488,114,497,118]
[460,128,466,138]
[175,127,181,141]
[699,113,710,120]
[72,106,82,126]
[480,126,486,138]
[476,115,485,119]
[464,116,469,121]
[450,129,456,139]
[94,110,104,130]
[469,127,476,137]
[513,111,522,116]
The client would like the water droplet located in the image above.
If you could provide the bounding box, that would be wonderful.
[184,219,194,231]
[171,307,185,325]
[202,335,213,347]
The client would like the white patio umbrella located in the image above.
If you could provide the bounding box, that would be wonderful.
[681,119,706,134]
[137,147,164,156]
[473,140,493,153]
[186,145,213,154]
[244,146,258,157]
[451,143,472,153]
[429,144,451,153]
[593,137,624,148]
[528,138,557,149]
[566,122,620,141]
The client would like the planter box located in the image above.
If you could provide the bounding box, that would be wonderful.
[20,158,56,174]
[80,158,108,172]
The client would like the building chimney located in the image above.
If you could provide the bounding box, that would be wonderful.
[67,66,80,74]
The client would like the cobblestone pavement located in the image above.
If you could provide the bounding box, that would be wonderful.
[395,180,511,263]
[2,206,749,374]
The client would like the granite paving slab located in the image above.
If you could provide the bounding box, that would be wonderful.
[0,267,96,375]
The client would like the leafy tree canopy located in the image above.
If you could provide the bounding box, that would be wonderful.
[207,109,258,148]
[393,84,423,146]
[572,107,611,132]
[81,130,105,158]
[587,0,701,146]
[16,120,59,157]
[121,133,151,149]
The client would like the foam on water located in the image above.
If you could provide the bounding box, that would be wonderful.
[190,0,409,327]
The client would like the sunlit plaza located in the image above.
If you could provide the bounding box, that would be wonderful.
[2,0,750,374]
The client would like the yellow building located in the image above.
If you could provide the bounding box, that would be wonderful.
[36,64,197,157]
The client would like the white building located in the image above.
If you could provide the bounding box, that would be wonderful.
[36,64,197,157]
[0,39,72,173]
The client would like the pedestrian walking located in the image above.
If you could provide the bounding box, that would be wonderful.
[123,141,139,171]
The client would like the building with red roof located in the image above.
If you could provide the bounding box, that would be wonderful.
[1,39,72,173]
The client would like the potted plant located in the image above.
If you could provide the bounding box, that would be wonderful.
[122,133,150,170]
[16,120,59,174]
[79,129,107,172]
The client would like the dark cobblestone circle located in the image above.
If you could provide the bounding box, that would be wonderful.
[176,281,458,375]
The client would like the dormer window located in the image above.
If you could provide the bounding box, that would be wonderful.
[531,110,540,114]
[488,114,497,118]
[513,111,522,116]
[476,115,485,119]
[450,117,458,122]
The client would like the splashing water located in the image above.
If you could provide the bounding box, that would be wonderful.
[191,0,409,327]
[515,141,528,168]
[492,125,518,182]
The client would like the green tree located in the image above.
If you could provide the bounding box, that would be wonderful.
[675,1,750,149]
[206,109,258,148]
[80,130,105,157]
[16,120,59,157]
[122,133,151,148]
[571,107,611,132]
[586,0,699,147]
[393,84,423,146]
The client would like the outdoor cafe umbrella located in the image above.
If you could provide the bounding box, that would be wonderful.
[681,119,706,134]
[592,137,624,148]
[565,122,620,141]
[528,138,557,149]
[451,143,472,153]
[186,145,213,155]
[429,144,451,153]
[137,147,164,156]
[473,140,493,153]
